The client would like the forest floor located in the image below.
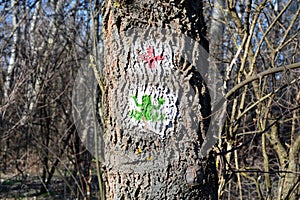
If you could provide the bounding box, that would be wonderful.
[0,174,100,199]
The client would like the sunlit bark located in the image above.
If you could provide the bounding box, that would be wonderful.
[99,0,217,199]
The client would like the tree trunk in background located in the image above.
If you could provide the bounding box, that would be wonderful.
[3,0,19,101]
[208,0,226,199]
[100,0,217,199]
[2,0,19,175]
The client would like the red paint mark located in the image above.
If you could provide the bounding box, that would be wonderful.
[140,46,164,69]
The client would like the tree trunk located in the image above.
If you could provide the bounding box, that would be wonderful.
[100,0,217,199]
[3,0,19,101]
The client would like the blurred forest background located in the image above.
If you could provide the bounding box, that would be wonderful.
[0,0,299,199]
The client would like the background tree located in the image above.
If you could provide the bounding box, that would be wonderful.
[204,0,300,199]
[0,0,97,198]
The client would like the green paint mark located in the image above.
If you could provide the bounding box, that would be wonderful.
[129,95,166,122]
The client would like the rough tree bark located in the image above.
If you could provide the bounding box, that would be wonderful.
[99,0,217,199]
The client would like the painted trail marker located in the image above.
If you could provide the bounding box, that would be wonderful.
[72,27,225,172]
